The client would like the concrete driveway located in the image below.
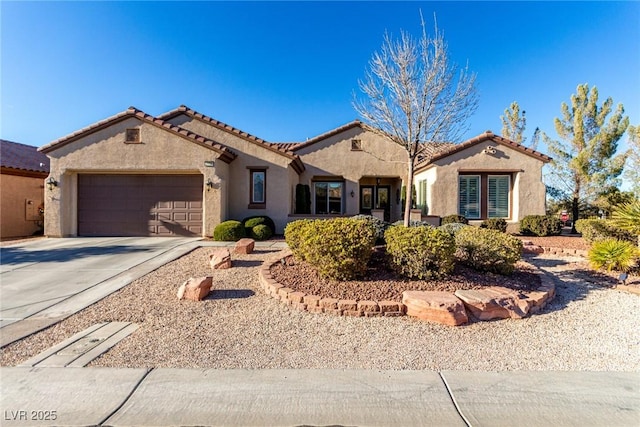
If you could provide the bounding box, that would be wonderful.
[0,237,200,346]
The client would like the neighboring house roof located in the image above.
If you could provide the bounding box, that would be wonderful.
[288,120,363,152]
[38,107,238,163]
[415,130,552,172]
[1,139,50,175]
[158,105,305,174]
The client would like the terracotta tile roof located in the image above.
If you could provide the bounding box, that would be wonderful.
[288,120,363,152]
[157,105,305,174]
[415,130,552,172]
[1,139,50,173]
[38,107,237,163]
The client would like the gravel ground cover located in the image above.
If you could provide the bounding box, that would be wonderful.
[1,245,638,371]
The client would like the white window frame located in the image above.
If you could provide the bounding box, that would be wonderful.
[458,175,481,219]
[488,175,510,218]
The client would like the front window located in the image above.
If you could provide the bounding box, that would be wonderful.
[249,169,266,208]
[488,175,510,218]
[314,182,344,214]
[417,179,428,214]
[459,175,480,219]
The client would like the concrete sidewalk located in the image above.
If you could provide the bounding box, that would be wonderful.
[1,368,638,426]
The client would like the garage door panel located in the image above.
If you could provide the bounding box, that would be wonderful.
[78,175,203,237]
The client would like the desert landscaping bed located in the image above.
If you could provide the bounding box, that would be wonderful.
[1,245,639,371]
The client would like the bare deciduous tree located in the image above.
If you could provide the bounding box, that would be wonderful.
[353,14,478,226]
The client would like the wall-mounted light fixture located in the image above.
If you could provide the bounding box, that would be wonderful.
[46,177,58,191]
[206,178,214,191]
[204,160,215,167]
[376,178,381,185]
[350,190,355,198]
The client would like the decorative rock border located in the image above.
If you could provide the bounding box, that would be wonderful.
[258,250,556,326]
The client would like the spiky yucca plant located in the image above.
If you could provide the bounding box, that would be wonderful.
[588,238,639,272]
[611,200,640,247]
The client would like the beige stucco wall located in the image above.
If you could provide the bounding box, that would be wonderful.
[414,140,546,222]
[166,115,298,233]
[44,117,228,237]
[0,173,45,238]
[295,127,409,221]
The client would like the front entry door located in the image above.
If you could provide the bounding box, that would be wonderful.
[359,186,375,215]
[376,186,390,222]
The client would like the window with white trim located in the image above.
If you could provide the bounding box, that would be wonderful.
[459,175,480,219]
[488,175,510,218]
[249,169,266,208]
[417,179,428,214]
[314,181,344,214]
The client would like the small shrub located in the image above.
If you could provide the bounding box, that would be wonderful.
[611,200,640,236]
[390,219,433,228]
[480,218,507,232]
[575,219,636,244]
[520,215,563,236]
[455,226,523,275]
[251,224,273,241]
[213,220,246,241]
[385,225,455,279]
[242,216,276,235]
[588,238,639,272]
[352,214,388,244]
[286,218,375,280]
[438,222,469,237]
[441,214,469,225]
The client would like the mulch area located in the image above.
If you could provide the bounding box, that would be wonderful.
[270,249,541,302]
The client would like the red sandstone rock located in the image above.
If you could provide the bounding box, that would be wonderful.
[402,291,468,326]
[303,295,321,307]
[234,238,255,254]
[378,301,401,313]
[320,298,339,310]
[521,241,544,255]
[338,300,358,311]
[454,286,532,320]
[357,301,379,312]
[177,276,212,301]
[209,249,232,270]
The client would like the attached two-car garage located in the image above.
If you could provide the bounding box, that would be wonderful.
[77,174,203,237]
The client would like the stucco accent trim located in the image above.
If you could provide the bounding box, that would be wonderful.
[1,166,48,179]
[38,107,238,163]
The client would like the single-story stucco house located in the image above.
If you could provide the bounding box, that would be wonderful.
[1,139,50,238]
[38,105,550,237]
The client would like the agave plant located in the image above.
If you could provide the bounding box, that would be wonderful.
[611,200,640,246]
[588,238,639,272]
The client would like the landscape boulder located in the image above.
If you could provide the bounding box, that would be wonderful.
[234,238,255,255]
[402,291,468,326]
[521,240,544,255]
[209,248,232,269]
[177,276,213,301]
[454,286,532,320]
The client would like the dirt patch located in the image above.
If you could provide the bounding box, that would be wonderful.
[270,250,541,301]
[516,235,590,251]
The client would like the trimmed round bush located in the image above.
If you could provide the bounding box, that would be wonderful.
[575,219,636,244]
[351,214,388,244]
[520,215,563,236]
[385,225,455,279]
[251,224,273,241]
[588,238,639,272]
[481,218,507,233]
[441,214,469,225]
[285,218,375,280]
[455,226,523,275]
[438,222,469,237]
[213,220,246,241]
[242,216,276,235]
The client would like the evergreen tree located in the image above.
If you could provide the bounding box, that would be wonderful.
[623,125,640,199]
[500,101,540,150]
[543,83,629,232]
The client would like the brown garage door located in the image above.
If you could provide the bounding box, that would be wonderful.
[78,174,203,236]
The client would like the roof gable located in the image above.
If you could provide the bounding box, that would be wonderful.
[288,120,363,152]
[38,107,237,163]
[158,105,304,174]
[416,131,551,171]
[1,139,50,173]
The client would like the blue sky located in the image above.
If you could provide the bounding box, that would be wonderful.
[2,0,638,158]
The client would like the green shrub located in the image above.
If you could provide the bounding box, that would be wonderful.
[391,220,433,227]
[611,200,640,236]
[588,238,639,272]
[575,219,636,244]
[242,215,276,236]
[441,214,469,225]
[385,225,455,279]
[520,215,563,236]
[438,222,469,237]
[352,214,388,244]
[480,218,507,232]
[250,224,273,241]
[285,218,376,280]
[455,226,523,275]
[213,220,246,241]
